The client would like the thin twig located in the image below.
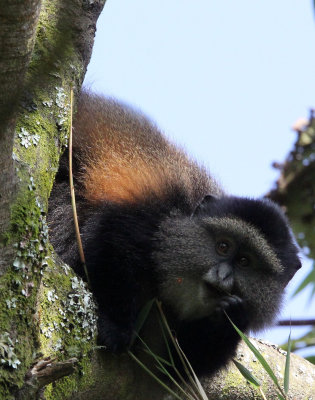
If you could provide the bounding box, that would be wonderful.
[68,88,91,288]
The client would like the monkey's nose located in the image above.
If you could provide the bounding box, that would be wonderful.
[203,263,233,292]
[218,262,233,281]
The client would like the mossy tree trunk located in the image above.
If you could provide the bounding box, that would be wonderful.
[0,1,314,399]
[0,1,106,398]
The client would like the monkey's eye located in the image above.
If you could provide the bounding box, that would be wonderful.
[236,255,250,268]
[215,241,231,256]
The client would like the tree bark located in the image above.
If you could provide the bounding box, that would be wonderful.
[201,339,315,400]
[0,0,42,273]
[0,0,105,398]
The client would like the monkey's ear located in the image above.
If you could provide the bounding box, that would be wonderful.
[192,195,218,216]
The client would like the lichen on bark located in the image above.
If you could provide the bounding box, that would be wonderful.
[0,0,105,398]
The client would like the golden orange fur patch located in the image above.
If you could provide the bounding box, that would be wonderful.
[83,158,167,204]
[72,92,214,206]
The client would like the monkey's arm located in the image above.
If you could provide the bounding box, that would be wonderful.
[81,205,160,351]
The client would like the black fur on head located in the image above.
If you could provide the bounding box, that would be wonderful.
[193,195,301,283]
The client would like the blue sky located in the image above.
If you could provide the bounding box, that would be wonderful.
[84,0,315,354]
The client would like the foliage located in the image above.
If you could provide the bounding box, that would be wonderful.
[129,299,209,400]
[228,316,292,400]
[269,110,315,364]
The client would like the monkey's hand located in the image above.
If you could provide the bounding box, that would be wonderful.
[216,295,248,331]
[216,294,242,311]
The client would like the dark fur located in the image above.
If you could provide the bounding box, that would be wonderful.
[48,92,301,377]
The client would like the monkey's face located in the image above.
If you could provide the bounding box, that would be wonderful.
[154,215,297,330]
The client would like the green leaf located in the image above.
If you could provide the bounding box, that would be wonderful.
[158,317,175,366]
[134,334,193,397]
[226,314,283,394]
[174,338,209,400]
[128,351,184,400]
[130,298,155,346]
[143,348,173,367]
[233,359,260,387]
[156,300,209,399]
[282,327,315,352]
[284,332,291,394]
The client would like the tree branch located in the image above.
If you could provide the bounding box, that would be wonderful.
[200,339,315,400]
[277,319,315,326]
[16,357,78,400]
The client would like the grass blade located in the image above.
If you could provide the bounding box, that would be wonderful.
[156,301,201,393]
[158,318,195,394]
[156,300,209,399]
[143,348,173,367]
[174,338,209,400]
[128,351,184,400]
[134,335,196,399]
[284,331,291,394]
[226,313,285,396]
[130,298,155,346]
[158,316,175,366]
[233,359,260,387]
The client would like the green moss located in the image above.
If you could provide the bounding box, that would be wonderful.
[1,51,88,400]
[0,384,14,400]
[0,0,91,394]
[13,84,71,210]
[38,261,97,399]
[0,186,98,397]
[0,184,51,395]
[0,276,32,394]
[0,267,41,394]
[220,370,248,398]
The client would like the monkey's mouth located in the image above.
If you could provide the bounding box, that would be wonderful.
[203,281,230,298]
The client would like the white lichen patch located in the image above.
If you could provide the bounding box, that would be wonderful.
[40,270,97,355]
[61,264,71,276]
[18,127,40,148]
[12,196,49,276]
[43,99,53,107]
[0,332,21,369]
[47,289,59,302]
[55,87,67,108]
[53,338,63,351]
[66,276,97,342]
[5,298,17,309]
[55,86,70,127]
[41,326,54,339]
[28,176,36,191]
